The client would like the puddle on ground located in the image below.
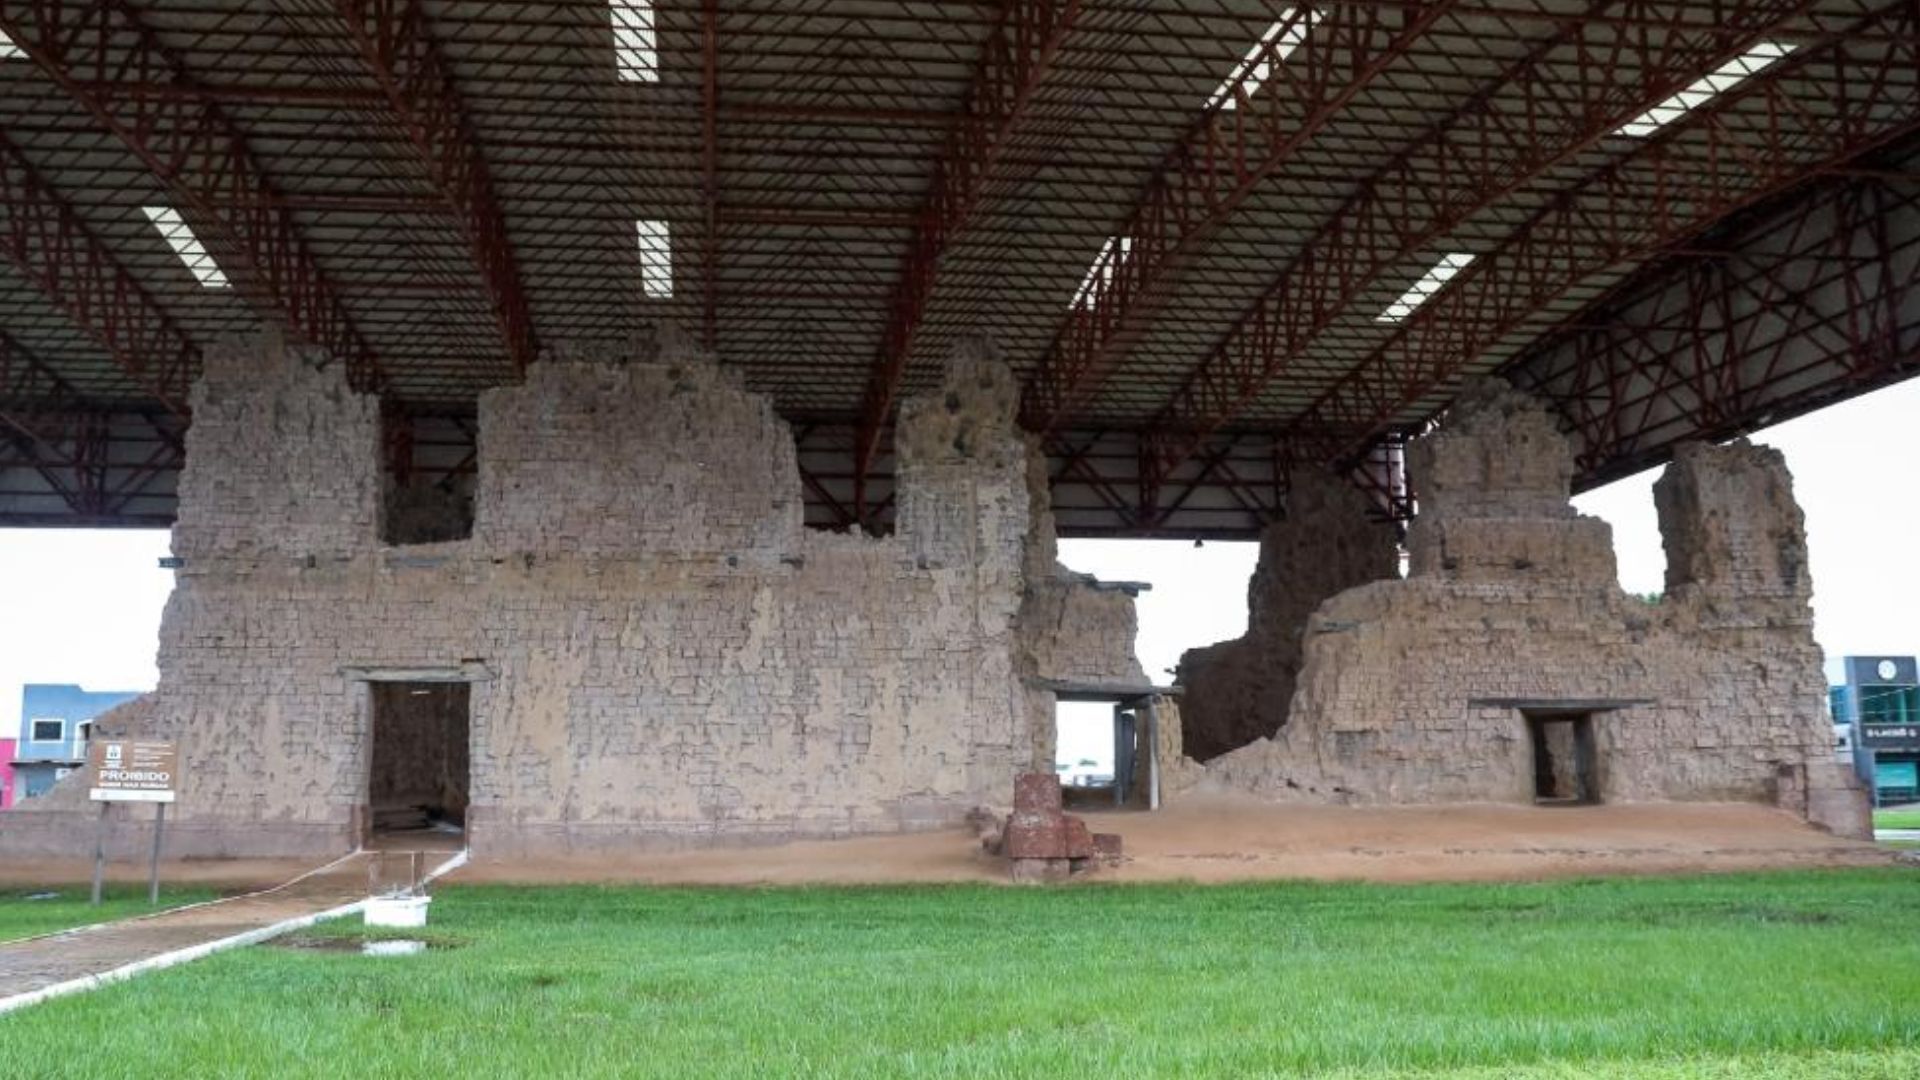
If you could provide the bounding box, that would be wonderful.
[270,933,457,955]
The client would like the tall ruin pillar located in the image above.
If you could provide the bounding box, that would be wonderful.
[1175,469,1398,761]
[1656,441,1871,838]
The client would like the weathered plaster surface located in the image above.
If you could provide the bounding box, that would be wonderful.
[1189,380,1868,836]
[2,334,1141,857]
[1176,469,1398,761]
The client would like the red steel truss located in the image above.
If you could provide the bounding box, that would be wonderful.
[0,132,196,417]
[1016,1,1458,433]
[1508,164,1920,487]
[0,330,179,520]
[0,0,385,390]
[1293,0,1920,462]
[851,0,1085,512]
[1139,0,1805,482]
[332,0,538,375]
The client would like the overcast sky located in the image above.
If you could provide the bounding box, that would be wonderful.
[4,377,1917,766]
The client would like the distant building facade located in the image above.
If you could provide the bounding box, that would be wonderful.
[0,738,14,809]
[9,684,143,801]
[1831,656,1920,805]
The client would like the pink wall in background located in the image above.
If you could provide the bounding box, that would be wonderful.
[0,737,15,809]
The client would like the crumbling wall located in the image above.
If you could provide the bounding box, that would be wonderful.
[172,338,380,560]
[1191,380,1866,836]
[2,332,1140,857]
[1174,469,1398,760]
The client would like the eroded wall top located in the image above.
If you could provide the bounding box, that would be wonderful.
[476,336,804,557]
[173,337,381,559]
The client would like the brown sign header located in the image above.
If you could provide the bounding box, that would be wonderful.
[88,740,179,804]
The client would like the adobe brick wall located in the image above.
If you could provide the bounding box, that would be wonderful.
[1175,469,1399,761]
[1,332,1143,857]
[1190,380,1868,836]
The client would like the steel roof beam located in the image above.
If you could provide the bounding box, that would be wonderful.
[851,0,1086,518]
[334,0,539,375]
[0,331,182,518]
[1293,1,1920,462]
[1141,0,1808,483]
[1508,165,1920,487]
[0,0,385,391]
[1015,1,1461,434]
[0,134,196,418]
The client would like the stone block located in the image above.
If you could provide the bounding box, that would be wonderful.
[1013,771,1063,813]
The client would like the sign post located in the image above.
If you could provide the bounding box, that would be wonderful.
[86,740,179,906]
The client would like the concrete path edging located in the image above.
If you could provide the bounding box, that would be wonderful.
[0,848,468,1018]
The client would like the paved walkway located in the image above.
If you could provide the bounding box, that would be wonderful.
[0,852,412,1011]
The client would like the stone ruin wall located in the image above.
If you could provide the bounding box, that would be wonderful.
[1184,380,1869,837]
[1175,470,1399,761]
[1,333,1141,858]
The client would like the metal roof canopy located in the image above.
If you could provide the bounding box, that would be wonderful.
[0,1,1916,538]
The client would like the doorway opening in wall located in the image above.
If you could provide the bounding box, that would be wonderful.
[1527,713,1599,805]
[1053,694,1161,811]
[367,681,471,848]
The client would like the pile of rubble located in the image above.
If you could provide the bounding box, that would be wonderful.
[981,773,1123,882]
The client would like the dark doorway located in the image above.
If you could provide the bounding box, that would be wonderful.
[368,681,471,841]
[1527,713,1599,804]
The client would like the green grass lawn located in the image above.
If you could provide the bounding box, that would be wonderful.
[1872,808,1920,831]
[0,884,220,944]
[4,870,1919,1078]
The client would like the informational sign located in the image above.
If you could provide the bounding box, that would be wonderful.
[1862,725,1920,752]
[88,740,179,803]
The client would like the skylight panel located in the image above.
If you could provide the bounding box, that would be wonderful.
[0,31,23,59]
[1376,253,1474,323]
[1069,236,1131,309]
[142,207,229,289]
[635,219,673,299]
[1615,42,1793,138]
[610,0,658,83]
[1205,9,1322,112]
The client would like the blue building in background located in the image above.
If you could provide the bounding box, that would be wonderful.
[9,684,143,801]
[1830,656,1920,806]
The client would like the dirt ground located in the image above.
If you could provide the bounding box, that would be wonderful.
[450,798,1900,887]
[2,800,1894,893]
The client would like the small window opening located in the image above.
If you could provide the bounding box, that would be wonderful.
[610,0,659,82]
[1615,43,1793,138]
[1070,236,1131,310]
[142,207,230,289]
[368,682,471,843]
[1205,9,1322,112]
[30,718,63,743]
[636,219,673,299]
[382,414,475,544]
[1377,252,1474,323]
[1527,713,1599,805]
